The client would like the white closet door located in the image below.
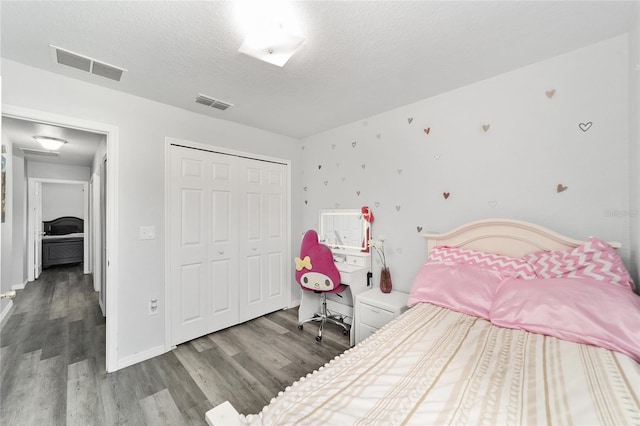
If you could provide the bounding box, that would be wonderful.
[238,158,289,322]
[170,145,240,346]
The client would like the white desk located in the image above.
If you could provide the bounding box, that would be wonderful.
[298,251,371,346]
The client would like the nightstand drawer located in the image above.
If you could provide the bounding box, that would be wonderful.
[359,322,379,341]
[359,302,394,329]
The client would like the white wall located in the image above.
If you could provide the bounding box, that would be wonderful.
[302,35,631,293]
[42,182,84,221]
[27,161,90,181]
[628,4,640,288]
[0,142,13,316]
[2,58,302,366]
[11,153,27,289]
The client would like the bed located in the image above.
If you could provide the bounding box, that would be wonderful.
[42,216,84,268]
[205,218,640,425]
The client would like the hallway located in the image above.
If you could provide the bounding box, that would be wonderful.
[0,265,349,425]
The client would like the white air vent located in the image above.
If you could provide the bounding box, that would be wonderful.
[195,94,234,111]
[50,44,126,82]
[21,148,60,157]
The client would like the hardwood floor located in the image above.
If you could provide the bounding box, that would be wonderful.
[0,265,350,425]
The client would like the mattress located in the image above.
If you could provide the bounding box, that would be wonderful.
[243,302,640,425]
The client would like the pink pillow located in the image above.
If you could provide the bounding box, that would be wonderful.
[428,245,536,279]
[408,263,512,320]
[490,277,640,362]
[524,237,633,291]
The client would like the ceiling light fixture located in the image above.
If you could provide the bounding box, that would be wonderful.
[33,136,67,151]
[236,0,305,67]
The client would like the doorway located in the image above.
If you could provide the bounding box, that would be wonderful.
[2,105,119,372]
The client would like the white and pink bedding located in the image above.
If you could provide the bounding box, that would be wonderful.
[207,222,640,426]
[240,303,640,425]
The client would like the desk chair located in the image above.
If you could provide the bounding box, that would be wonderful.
[295,230,349,342]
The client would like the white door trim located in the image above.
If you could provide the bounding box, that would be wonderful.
[164,137,292,351]
[27,178,88,279]
[2,104,120,373]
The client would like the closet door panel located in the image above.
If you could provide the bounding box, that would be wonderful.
[171,147,210,344]
[239,159,288,321]
[171,146,240,345]
[171,144,289,344]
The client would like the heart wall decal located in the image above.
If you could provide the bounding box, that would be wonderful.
[416,226,423,233]
[356,190,361,196]
[579,122,592,132]
[352,141,357,148]
[557,184,568,193]
[443,192,450,199]
[374,201,380,207]
[545,89,556,98]
[424,128,430,134]
[482,124,491,132]
[408,117,414,124]
[395,205,401,212]
[318,165,322,170]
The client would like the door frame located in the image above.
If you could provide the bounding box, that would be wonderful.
[27,178,89,280]
[2,104,120,373]
[164,137,292,351]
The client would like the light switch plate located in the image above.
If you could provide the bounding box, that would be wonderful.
[139,225,155,240]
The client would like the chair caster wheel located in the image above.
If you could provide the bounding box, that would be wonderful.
[342,329,348,336]
[298,324,303,330]
[315,335,322,343]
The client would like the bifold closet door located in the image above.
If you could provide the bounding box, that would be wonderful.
[170,145,240,346]
[237,158,288,322]
[170,145,289,346]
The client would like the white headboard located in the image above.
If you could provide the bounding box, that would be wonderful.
[423,218,621,258]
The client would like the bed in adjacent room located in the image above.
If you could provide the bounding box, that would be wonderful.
[42,216,84,268]
[206,218,640,425]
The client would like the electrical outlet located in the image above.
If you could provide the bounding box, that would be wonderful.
[140,225,155,240]
[149,298,158,315]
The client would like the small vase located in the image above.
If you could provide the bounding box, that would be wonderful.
[380,267,392,293]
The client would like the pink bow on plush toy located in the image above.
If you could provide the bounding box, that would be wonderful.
[295,230,341,292]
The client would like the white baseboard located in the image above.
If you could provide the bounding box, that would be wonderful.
[12,279,27,291]
[117,345,167,370]
[289,298,301,309]
[98,296,106,317]
[0,300,14,327]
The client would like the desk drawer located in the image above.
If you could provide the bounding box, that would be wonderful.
[359,302,394,329]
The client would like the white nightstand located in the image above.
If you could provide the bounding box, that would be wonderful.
[354,289,409,345]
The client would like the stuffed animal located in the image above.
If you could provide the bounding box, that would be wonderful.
[295,230,342,292]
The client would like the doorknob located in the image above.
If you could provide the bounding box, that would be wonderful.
[0,290,16,300]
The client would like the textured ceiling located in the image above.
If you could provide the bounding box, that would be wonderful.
[1,1,636,139]
[2,116,104,167]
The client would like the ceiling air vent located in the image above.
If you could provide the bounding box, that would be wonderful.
[21,148,60,157]
[50,44,127,82]
[195,94,234,111]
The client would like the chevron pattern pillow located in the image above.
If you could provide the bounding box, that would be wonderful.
[427,246,536,279]
[524,237,634,291]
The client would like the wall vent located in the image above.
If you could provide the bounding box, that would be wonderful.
[50,44,126,82]
[21,148,60,157]
[195,94,234,111]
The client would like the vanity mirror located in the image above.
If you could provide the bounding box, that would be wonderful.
[319,208,370,252]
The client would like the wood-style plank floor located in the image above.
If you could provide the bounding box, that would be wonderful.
[0,265,350,425]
